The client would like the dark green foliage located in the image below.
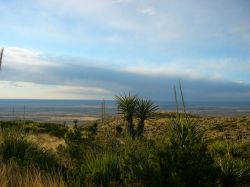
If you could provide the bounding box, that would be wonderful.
[116,125,123,134]
[0,114,249,187]
[158,115,219,187]
[209,141,227,157]
[18,122,68,137]
[64,128,84,161]
[155,82,219,186]
[23,145,59,170]
[87,122,98,136]
[0,121,21,129]
[169,116,203,148]
[210,142,250,187]
[0,129,60,171]
[217,155,249,187]
[64,128,83,145]
[21,123,39,133]
[120,138,162,187]
[74,119,78,128]
[37,123,68,138]
[0,129,31,161]
[159,143,219,187]
[86,122,99,143]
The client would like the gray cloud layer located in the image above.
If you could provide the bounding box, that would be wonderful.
[1,47,250,101]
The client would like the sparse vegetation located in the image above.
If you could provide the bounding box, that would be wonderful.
[0,93,249,186]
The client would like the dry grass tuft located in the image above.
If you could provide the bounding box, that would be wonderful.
[0,162,66,187]
[27,133,65,150]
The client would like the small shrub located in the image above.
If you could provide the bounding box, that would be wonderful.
[217,154,249,187]
[116,125,123,134]
[63,128,84,162]
[87,122,98,135]
[38,123,68,138]
[120,138,161,187]
[0,129,30,161]
[64,128,83,145]
[169,116,202,148]
[0,129,60,172]
[21,124,39,133]
[159,115,219,187]
[0,121,19,129]
[24,146,59,170]
[160,143,219,187]
[209,141,227,157]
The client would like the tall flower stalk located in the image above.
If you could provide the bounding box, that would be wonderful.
[0,47,4,71]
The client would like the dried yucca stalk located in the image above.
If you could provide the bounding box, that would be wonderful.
[0,47,4,70]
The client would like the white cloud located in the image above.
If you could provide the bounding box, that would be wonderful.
[51,85,111,95]
[35,0,250,46]
[4,47,59,68]
[114,0,134,4]
[121,58,250,83]
[137,8,156,16]
[102,35,123,44]
[0,80,112,99]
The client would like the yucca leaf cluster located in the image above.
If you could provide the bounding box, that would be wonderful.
[116,94,158,139]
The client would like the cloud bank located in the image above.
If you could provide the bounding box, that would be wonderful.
[0,47,249,101]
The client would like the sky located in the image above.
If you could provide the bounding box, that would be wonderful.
[0,0,250,101]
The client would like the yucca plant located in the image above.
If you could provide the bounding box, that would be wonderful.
[116,94,138,139]
[170,81,203,147]
[83,152,120,187]
[164,81,218,186]
[217,153,249,187]
[171,82,198,147]
[135,98,158,137]
[170,116,202,148]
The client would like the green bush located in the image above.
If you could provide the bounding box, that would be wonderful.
[21,124,39,133]
[158,115,219,187]
[210,141,250,186]
[217,154,249,187]
[0,129,61,173]
[87,122,98,136]
[0,121,20,129]
[169,116,202,148]
[0,129,30,161]
[209,141,227,157]
[64,128,83,145]
[23,145,59,170]
[62,128,85,162]
[159,143,218,187]
[120,138,162,187]
[37,123,68,138]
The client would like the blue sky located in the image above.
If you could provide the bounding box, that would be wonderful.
[0,0,250,101]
